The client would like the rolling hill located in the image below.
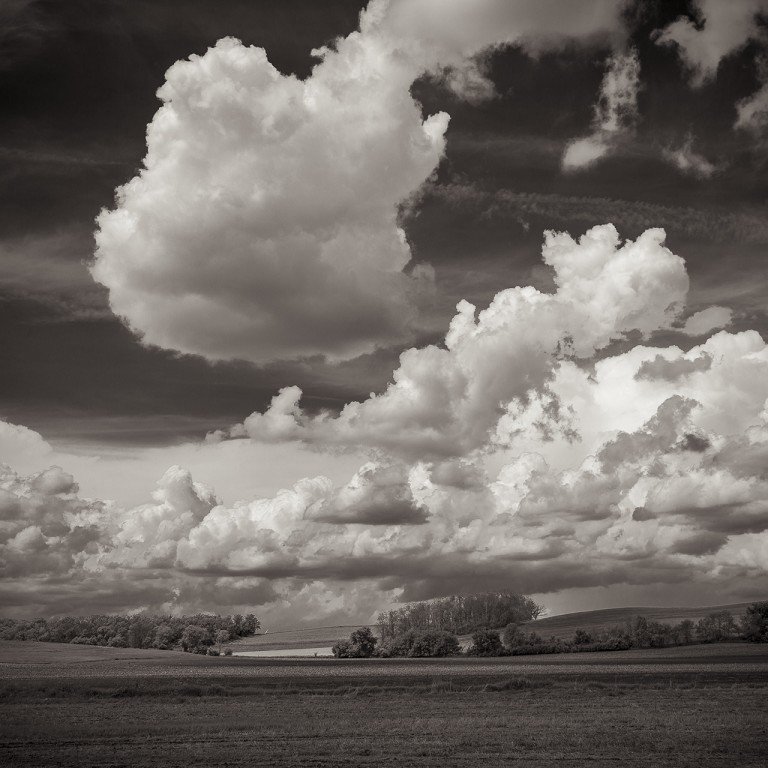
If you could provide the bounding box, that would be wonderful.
[227,602,757,652]
[523,603,754,640]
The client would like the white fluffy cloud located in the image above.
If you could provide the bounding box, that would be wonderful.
[562,49,640,171]
[5,221,768,620]
[92,0,624,364]
[220,225,688,459]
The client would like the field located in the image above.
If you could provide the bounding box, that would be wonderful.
[526,603,754,640]
[1,641,767,766]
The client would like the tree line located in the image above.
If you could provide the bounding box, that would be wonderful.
[375,592,543,642]
[334,602,768,658]
[0,613,260,655]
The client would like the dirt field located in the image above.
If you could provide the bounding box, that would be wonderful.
[1,641,767,767]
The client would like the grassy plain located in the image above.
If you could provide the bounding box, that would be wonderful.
[1,641,767,767]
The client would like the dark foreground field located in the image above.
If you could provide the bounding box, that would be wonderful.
[2,642,767,767]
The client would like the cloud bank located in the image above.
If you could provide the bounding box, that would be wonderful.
[7,223,768,622]
[92,0,624,364]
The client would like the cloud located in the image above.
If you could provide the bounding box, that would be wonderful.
[655,0,768,138]
[6,218,768,619]
[562,48,640,171]
[662,134,716,178]
[655,0,767,86]
[680,306,733,336]
[736,56,768,134]
[92,0,624,364]
[220,224,688,460]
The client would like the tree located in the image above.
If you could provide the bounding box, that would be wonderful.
[180,624,212,653]
[154,623,177,650]
[215,629,230,653]
[467,629,505,656]
[695,612,738,643]
[741,602,768,642]
[347,627,378,658]
[240,614,260,636]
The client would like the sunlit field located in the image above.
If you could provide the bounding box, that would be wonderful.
[2,641,767,767]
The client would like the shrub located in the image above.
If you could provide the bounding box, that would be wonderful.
[466,629,505,657]
[378,629,461,657]
[223,648,233,656]
[573,629,592,645]
[501,623,526,649]
[331,640,352,658]
[408,630,461,657]
[206,648,220,656]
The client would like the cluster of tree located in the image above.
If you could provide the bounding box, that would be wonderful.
[0,613,259,654]
[333,603,768,660]
[376,592,542,642]
[466,605,768,657]
[332,627,462,658]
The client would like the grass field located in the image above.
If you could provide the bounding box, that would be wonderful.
[1,641,767,766]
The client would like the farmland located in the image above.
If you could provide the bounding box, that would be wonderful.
[228,602,755,654]
[1,641,767,766]
[526,603,754,640]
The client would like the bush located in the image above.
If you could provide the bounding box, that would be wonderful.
[501,623,526,649]
[206,648,220,656]
[376,629,461,657]
[223,648,233,656]
[466,630,505,657]
[331,640,352,658]
[573,629,593,645]
[408,630,461,657]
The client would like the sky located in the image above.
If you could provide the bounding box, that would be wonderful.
[2,0,768,627]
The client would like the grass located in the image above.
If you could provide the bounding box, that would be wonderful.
[1,641,767,766]
[1,680,766,766]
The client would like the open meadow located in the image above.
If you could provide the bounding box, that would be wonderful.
[2,640,767,767]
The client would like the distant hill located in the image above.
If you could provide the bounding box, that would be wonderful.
[228,625,375,652]
[227,602,758,652]
[524,603,754,640]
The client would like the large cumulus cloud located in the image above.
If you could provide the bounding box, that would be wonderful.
[7,221,768,622]
[92,0,624,363]
[218,225,688,459]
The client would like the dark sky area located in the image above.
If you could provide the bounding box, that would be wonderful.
[2,0,766,449]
